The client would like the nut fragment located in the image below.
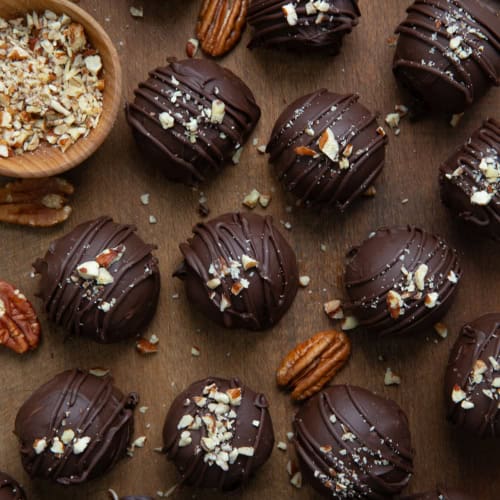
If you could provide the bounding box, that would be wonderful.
[196,0,248,57]
[136,338,159,354]
[0,177,74,227]
[0,280,41,354]
[186,38,199,58]
[277,330,351,401]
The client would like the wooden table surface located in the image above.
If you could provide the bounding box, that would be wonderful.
[1,1,499,499]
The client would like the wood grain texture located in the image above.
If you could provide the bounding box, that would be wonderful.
[0,0,498,499]
[0,0,122,178]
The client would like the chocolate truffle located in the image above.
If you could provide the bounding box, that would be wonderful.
[163,377,274,491]
[294,385,414,498]
[174,212,299,330]
[445,313,500,437]
[393,0,500,115]
[247,0,360,55]
[126,58,260,185]
[0,472,26,500]
[440,118,500,240]
[14,369,138,485]
[33,216,160,344]
[344,226,461,336]
[402,487,475,499]
[266,89,388,211]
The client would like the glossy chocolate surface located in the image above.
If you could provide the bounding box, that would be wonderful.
[14,369,137,485]
[344,226,461,336]
[174,212,299,330]
[267,89,387,211]
[126,58,260,185]
[0,472,25,500]
[294,385,414,498]
[33,216,160,344]
[162,377,274,491]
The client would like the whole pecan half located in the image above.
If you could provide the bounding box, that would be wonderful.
[0,280,41,354]
[0,177,74,227]
[277,330,351,401]
[196,0,248,57]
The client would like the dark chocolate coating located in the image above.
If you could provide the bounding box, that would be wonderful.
[294,385,414,498]
[126,58,260,186]
[344,226,461,336]
[162,377,274,491]
[174,212,299,330]
[440,118,500,241]
[393,0,500,114]
[14,369,138,485]
[0,472,26,500]
[247,0,360,55]
[267,89,388,211]
[401,486,475,499]
[445,313,500,438]
[33,216,160,344]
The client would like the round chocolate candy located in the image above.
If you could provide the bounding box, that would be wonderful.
[248,0,360,55]
[445,313,500,437]
[266,89,388,211]
[392,0,500,114]
[163,377,274,491]
[174,212,299,330]
[440,118,500,241]
[0,472,26,500]
[402,486,475,499]
[293,385,414,498]
[14,369,138,485]
[126,58,260,186]
[344,226,461,336]
[33,216,160,344]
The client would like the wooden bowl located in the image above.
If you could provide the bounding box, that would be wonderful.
[0,0,122,178]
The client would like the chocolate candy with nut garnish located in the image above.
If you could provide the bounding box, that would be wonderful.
[163,377,274,491]
[126,58,260,186]
[344,226,461,336]
[293,385,414,498]
[402,486,475,500]
[33,216,160,344]
[267,89,388,211]
[393,0,500,115]
[445,313,500,438]
[0,471,26,500]
[14,369,138,485]
[440,118,500,241]
[247,0,360,55]
[174,212,299,330]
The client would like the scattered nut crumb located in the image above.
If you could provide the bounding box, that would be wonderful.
[257,144,267,154]
[277,441,287,451]
[324,299,343,319]
[191,346,201,357]
[290,471,302,488]
[242,189,260,208]
[401,198,409,204]
[299,276,310,287]
[140,193,150,205]
[384,367,401,386]
[149,215,157,224]
[363,186,377,197]
[129,6,144,18]
[186,38,199,58]
[139,406,149,414]
[434,322,448,338]
[450,113,464,128]
[341,316,359,331]
[258,193,271,208]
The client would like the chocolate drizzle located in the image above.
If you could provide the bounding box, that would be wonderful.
[247,0,360,55]
[0,472,26,500]
[33,216,160,343]
[162,377,274,491]
[393,0,500,114]
[14,369,138,485]
[402,487,475,499]
[126,58,260,185]
[445,313,500,438]
[267,89,388,211]
[293,385,414,498]
[174,212,298,330]
[344,226,461,336]
[440,118,500,240]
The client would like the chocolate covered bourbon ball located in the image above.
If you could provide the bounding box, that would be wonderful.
[33,216,160,344]
[248,0,360,55]
[293,385,414,498]
[440,118,499,240]
[0,472,26,500]
[163,377,274,491]
[393,0,500,114]
[174,212,299,330]
[126,58,260,185]
[344,226,461,336]
[266,89,388,211]
[445,313,500,437]
[14,369,138,485]
[402,487,475,500]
